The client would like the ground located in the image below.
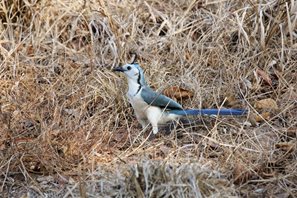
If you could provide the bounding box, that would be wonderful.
[0,0,296,197]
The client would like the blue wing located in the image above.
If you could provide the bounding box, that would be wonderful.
[169,109,247,116]
[141,87,183,110]
[140,86,247,115]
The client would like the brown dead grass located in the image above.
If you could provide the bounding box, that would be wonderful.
[0,0,296,197]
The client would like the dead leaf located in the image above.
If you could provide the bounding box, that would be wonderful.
[14,137,35,145]
[233,161,258,184]
[26,45,35,56]
[0,141,6,151]
[275,141,296,152]
[254,112,271,122]
[224,94,244,108]
[254,98,278,110]
[185,51,192,61]
[163,86,194,100]
[67,60,80,69]
[286,128,297,137]
[225,95,237,106]
[256,68,272,86]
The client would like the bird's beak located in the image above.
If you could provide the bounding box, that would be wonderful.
[113,66,126,72]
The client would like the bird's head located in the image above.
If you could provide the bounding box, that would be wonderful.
[113,63,147,86]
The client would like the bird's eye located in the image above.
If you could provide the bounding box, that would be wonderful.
[127,66,131,70]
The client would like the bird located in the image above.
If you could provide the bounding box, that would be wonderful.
[113,63,247,134]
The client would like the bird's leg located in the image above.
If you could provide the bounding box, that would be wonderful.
[150,122,159,134]
[139,119,149,130]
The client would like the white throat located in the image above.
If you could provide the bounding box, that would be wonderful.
[127,78,141,96]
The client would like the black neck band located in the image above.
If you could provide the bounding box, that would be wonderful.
[135,69,142,95]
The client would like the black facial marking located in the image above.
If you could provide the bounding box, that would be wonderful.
[136,68,141,85]
[135,67,142,95]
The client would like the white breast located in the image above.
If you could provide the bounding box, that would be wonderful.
[127,91,149,121]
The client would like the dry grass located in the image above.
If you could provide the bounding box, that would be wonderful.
[0,0,296,197]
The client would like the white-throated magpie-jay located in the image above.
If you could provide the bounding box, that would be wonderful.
[113,63,246,134]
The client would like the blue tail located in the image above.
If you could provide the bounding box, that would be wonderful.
[169,109,247,116]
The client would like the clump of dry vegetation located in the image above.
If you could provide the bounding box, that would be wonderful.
[0,0,296,197]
